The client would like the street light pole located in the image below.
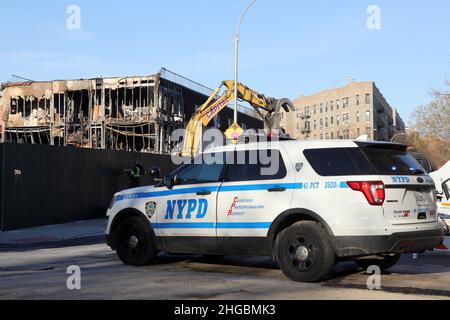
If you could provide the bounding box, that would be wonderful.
[234,0,257,124]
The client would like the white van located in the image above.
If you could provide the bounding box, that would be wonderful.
[105,140,444,282]
[430,161,450,234]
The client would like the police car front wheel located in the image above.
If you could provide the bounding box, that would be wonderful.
[276,221,335,282]
[115,217,158,266]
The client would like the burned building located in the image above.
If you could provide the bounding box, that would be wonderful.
[0,68,263,153]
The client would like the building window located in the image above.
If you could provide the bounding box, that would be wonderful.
[336,115,340,125]
[320,103,323,113]
[356,111,360,122]
[357,128,360,137]
[366,110,371,122]
[314,120,317,130]
[325,117,328,128]
[320,118,323,128]
[313,105,316,115]
[336,99,340,109]
[331,132,334,139]
[330,101,334,111]
[356,95,360,106]
[342,97,348,108]
[337,130,340,139]
[325,103,328,113]
[365,94,371,105]
[342,113,350,124]
[330,116,334,125]
[342,129,350,139]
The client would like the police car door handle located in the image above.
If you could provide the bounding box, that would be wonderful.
[196,191,211,196]
[267,187,286,192]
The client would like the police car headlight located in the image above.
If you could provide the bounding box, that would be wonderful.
[109,196,119,209]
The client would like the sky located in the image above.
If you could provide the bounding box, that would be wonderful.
[0,0,449,124]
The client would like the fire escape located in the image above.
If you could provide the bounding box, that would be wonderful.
[300,110,311,138]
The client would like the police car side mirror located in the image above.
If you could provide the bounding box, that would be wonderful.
[163,176,174,189]
[149,167,161,179]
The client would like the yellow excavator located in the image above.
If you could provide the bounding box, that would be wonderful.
[181,80,295,157]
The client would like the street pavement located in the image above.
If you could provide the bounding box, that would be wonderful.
[0,243,449,300]
[0,219,105,250]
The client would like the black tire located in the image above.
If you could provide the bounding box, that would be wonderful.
[355,254,401,271]
[275,221,335,282]
[115,216,158,266]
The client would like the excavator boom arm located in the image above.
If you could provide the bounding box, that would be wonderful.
[181,80,294,157]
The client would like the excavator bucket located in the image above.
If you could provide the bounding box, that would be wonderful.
[276,98,295,113]
[264,97,295,133]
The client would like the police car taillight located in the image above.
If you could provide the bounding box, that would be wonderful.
[347,181,385,206]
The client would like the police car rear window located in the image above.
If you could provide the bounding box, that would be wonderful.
[360,147,425,175]
[303,148,374,176]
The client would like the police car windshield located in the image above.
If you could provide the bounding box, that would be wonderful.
[172,153,227,185]
[361,147,425,176]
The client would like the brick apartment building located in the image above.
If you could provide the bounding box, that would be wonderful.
[281,81,406,141]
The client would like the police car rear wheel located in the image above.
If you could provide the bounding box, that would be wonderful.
[276,221,335,282]
[115,217,158,266]
[355,254,401,271]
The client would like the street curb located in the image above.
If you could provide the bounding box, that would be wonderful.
[0,235,105,252]
[326,282,450,298]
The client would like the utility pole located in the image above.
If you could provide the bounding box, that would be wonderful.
[234,0,257,124]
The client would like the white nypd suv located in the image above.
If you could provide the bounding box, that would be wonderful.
[106,140,444,282]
